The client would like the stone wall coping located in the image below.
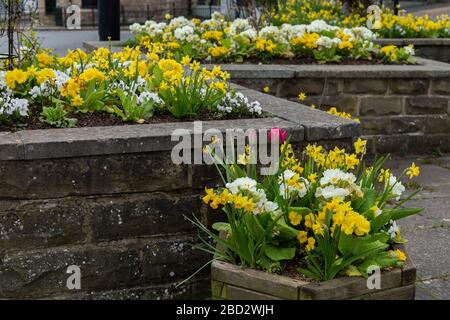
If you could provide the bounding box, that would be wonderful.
[0,86,359,161]
[207,58,450,79]
[85,38,450,52]
[375,38,450,46]
[84,41,450,78]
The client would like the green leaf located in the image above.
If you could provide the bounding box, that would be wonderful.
[357,252,399,277]
[338,233,388,259]
[344,265,363,277]
[352,188,377,213]
[212,222,231,233]
[264,245,296,261]
[390,207,423,220]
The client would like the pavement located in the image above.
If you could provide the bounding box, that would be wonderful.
[386,155,450,300]
[0,30,133,56]
[404,0,450,17]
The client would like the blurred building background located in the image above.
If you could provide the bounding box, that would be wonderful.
[35,0,222,27]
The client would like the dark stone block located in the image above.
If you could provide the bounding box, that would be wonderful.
[390,79,430,95]
[360,97,403,116]
[0,151,190,200]
[89,192,202,242]
[0,198,86,253]
[0,237,208,298]
[343,79,388,94]
[405,96,448,115]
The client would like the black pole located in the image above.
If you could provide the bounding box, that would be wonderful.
[98,0,120,41]
[7,0,14,69]
[393,0,399,15]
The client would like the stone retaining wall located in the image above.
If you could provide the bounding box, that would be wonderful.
[0,87,359,299]
[224,58,450,154]
[375,38,450,63]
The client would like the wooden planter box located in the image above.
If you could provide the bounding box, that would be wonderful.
[211,248,416,300]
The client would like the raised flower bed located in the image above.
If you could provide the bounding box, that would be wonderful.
[0,83,359,299]
[374,38,450,63]
[221,59,450,154]
[211,250,416,300]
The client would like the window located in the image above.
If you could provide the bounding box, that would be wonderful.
[45,0,56,14]
[82,0,97,9]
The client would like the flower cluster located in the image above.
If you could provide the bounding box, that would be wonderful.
[215,91,262,117]
[0,47,262,126]
[198,135,422,281]
[269,0,450,39]
[327,106,360,123]
[130,12,414,63]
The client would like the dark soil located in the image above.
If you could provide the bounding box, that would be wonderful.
[0,107,262,132]
[279,259,318,283]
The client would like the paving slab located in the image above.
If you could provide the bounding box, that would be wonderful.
[399,198,450,232]
[403,228,450,280]
[416,279,450,300]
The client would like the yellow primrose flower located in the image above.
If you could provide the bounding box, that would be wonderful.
[36,52,53,67]
[389,249,407,262]
[35,68,56,84]
[305,237,316,252]
[297,231,308,244]
[263,86,270,93]
[79,68,105,83]
[289,211,302,226]
[5,69,29,89]
[304,213,315,229]
[71,95,84,107]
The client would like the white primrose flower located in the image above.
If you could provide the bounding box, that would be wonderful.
[316,169,361,200]
[281,24,307,40]
[174,25,194,41]
[229,18,253,35]
[307,19,338,33]
[239,28,258,41]
[216,91,262,116]
[129,22,143,34]
[316,36,341,49]
[169,16,193,29]
[320,169,357,186]
[315,185,350,200]
[352,26,376,40]
[404,45,415,56]
[0,93,29,117]
[54,70,71,89]
[278,169,309,199]
[226,177,258,194]
[138,91,162,105]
